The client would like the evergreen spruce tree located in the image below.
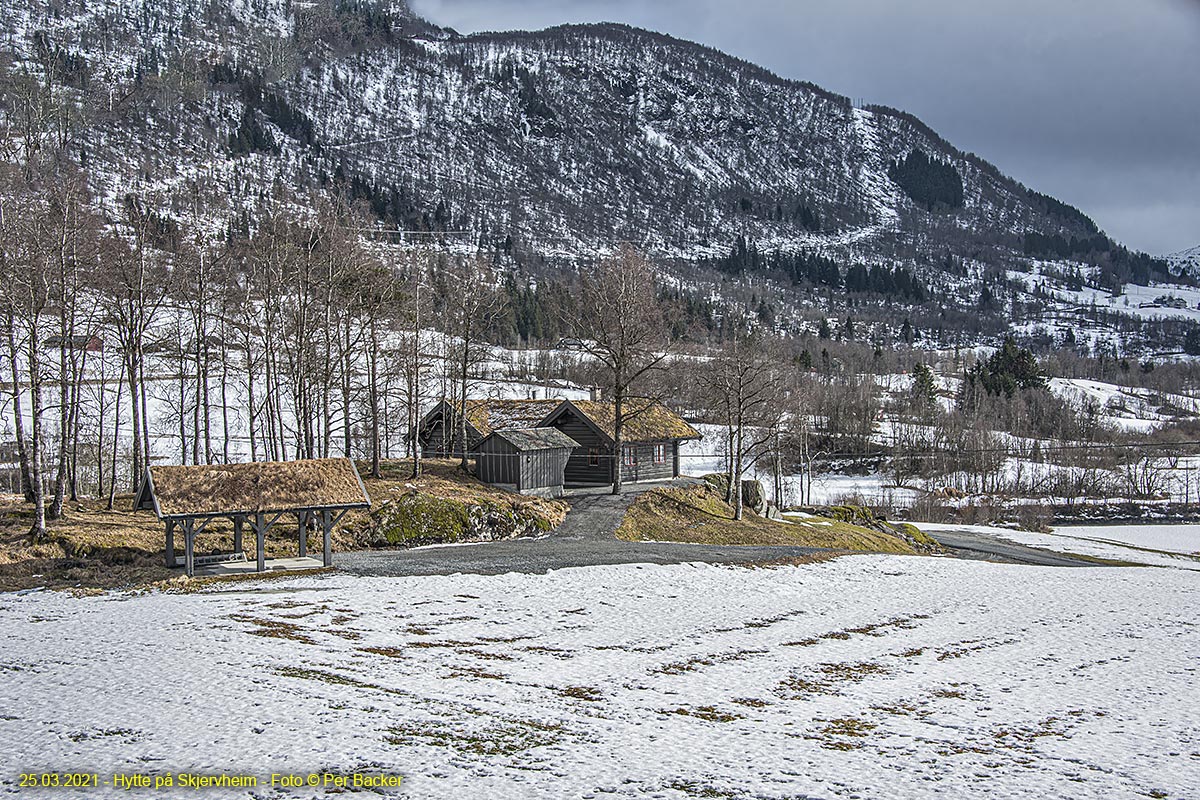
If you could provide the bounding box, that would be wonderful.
[912,362,937,409]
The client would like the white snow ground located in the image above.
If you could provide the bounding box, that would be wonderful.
[1051,524,1200,555]
[2,558,1198,799]
[918,522,1200,571]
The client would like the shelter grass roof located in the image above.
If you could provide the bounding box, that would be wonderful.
[566,399,702,443]
[138,458,370,519]
[491,428,580,452]
[463,399,563,435]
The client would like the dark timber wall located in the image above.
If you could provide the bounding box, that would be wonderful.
[476,436,572,495]
[476,436,520,487]
[547,415,612,486]
[420,415,482,459]
[546,409,684,487]
[618,440,676,483]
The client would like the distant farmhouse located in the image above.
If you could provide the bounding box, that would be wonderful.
[43,334,104,352]
[416,397,701,490]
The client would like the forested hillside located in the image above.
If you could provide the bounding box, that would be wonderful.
[1,0,1194,356]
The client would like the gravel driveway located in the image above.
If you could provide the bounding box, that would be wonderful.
[337,482,1102,577]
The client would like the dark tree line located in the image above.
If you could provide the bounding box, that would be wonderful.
[888,148,964,211]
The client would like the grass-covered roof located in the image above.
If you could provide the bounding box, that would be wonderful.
[136,458,371,519]
[563,399,702,443]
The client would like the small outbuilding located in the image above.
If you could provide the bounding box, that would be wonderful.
[473,428,579,497]
[134,458,371,577]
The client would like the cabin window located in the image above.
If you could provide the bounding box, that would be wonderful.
[588,448,600,466]
[653,444,667,464]
[623,446,637,466]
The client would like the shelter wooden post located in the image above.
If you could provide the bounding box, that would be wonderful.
[165,519,175,567]
[233,515,244,554]
[298,511,308,558]
[183,519,195,577]
[256,511,266,573]
[322,510,332,567]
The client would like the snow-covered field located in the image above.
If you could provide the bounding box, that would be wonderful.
[919,522,1200,570]
[1053,524,1200,555]
[2,558,1198,799]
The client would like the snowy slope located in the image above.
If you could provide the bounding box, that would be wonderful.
[2,559,1198,798]
[0,6,1123,267]
[1166,244,1200,276]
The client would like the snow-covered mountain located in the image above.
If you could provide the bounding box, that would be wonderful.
[2,0,1194,351]
[1166,245,1200,276]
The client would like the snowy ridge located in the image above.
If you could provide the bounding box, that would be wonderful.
[1166,244,1200,276]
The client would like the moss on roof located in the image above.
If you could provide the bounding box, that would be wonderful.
[491,428,580,451]
[138,458,370,519]
[461,399,564,436]
[566,399,701,443]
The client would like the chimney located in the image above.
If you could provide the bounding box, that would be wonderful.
[589,387,603,402]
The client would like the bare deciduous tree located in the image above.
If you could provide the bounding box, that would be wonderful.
[574,245,672,494]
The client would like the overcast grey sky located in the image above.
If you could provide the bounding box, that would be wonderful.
[411,0,1200,255]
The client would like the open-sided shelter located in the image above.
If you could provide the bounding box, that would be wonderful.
[135,458,371,576]
[473,428,579,497]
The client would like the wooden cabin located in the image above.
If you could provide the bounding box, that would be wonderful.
[43,334,103,353]
[473,428,579,497]
[135,458,371,576]
[537,399,702,487]
[416,398,562,458]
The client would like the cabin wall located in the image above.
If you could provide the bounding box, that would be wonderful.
[517,447,572,495]
[475,437,519,486]
[618,440,675,483]
[546,415,612,486]
[420,415,482,459]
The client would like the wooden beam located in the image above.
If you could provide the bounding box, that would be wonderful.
[322,509,332,568]
[298,510,307,558]
[184,519,195,578]
[165,519,175,568]
[256,511,265,573]
[329,508,354,529]
[258,510,287,536]
[192,516,215,537]
[234,515,244,554]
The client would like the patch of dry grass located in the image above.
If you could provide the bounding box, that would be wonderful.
[558,686,604,702]
[616,485,916,553]
[661,705,744,723]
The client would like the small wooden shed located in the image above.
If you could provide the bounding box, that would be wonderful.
[134,458,371,576]
[473,428,579,497]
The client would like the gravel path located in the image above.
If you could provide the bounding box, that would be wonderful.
[925,527,1106,567]
[336,483,1103,577]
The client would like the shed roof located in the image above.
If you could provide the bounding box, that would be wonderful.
[135,458,371,519]
[546,399,702,443]
[488,428,580,452]
[463,399,564,435]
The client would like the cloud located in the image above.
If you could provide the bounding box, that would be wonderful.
[411,0,1200,254]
